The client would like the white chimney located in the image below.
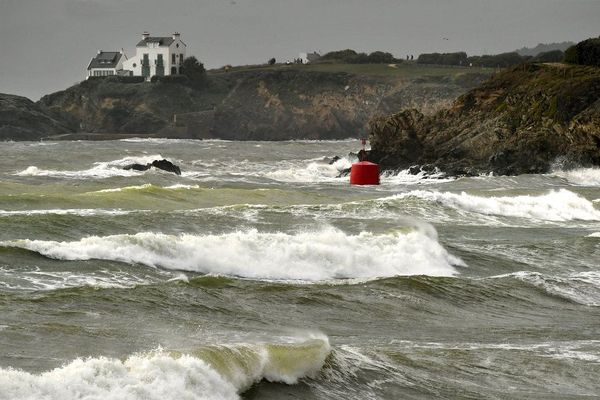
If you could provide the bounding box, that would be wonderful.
[142,31,150,40]
[172,32,180,39]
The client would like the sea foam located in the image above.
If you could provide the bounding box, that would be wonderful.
[551,167,600,186]
[0,336,330,400]
[1,227,463,281]
[14,155,167,179]
[393,189,600,221]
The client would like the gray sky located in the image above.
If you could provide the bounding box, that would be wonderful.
[1,0,598,100]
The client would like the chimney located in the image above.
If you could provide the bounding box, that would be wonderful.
[98,50,102,54]
[142,31,150,40]
[172,32,180,39]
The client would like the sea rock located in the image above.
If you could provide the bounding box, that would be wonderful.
[123,159,181,175]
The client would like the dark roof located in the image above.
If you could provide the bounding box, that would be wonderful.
[87,51,123,70]
[136,37,175,47]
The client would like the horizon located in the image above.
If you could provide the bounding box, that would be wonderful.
[1,0,599,100]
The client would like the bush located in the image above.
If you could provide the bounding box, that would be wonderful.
[319,49,401,64]
[564,38,600,67]
[268,58,276,65]
[467,52,526,68]
[181,56,207,86]
[150,75,189,84]
[417,52,468,66]
[530,50,564,63]
[115,76,145,84]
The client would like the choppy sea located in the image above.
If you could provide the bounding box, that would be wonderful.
[1,139,599,399]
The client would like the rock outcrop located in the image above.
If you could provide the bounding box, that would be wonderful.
[0,93,73,140]
[123,159,181,175]
[367,63,600,175]
[35,67,489,140]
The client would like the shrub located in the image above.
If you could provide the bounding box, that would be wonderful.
[417,52,468,66]
[564,38,600,67]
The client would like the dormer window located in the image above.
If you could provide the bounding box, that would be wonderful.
[176,43,179,48]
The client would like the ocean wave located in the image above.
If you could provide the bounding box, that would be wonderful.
[587,232,600,238]
[493,271,600,306]
[381,167,455,185]
[0,208,131,217]
[0,227,463,282]
[14,155,168,179]
[392,189,600,222]
[551,167,600,186]
[265,156,354,183]
[0,335,330,400]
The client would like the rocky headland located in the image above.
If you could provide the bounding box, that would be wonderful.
[366,63,600,176]
[0,64,489,141]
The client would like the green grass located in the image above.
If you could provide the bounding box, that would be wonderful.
[208,62,493,78]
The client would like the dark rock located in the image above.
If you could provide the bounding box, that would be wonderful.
[328,156,341,165]
[366,63,600,176]
[123,163,152,171]
[122,159,181,175]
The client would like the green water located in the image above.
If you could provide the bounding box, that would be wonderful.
[1,139,599,399]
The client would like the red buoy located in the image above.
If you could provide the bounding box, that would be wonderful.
[350,161,380,185]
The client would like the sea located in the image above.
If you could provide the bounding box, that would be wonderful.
[0,139,599,399]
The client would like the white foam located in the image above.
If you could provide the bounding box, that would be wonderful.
[1,227,463,282]
[382,168,454,185]
[0,336,330,400]
[393,189,600,221]
[265,156,354,183]
[0,209,130,217]
[552,167,600,186]
[587,232,600,238]
[14,155,166,179]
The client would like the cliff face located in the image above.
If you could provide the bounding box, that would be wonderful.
[34,66,488,140]
[368,63,600,175]
[0,94,73,140]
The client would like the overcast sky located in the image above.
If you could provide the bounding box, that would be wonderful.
[1,0,598,100]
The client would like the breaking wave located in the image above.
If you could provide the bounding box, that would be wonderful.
[0,335,330,400]
[393,189,600,222]
[551,167,600,186]
[0,227,463,282]
[14,155,169,179]
[265,156,354,183]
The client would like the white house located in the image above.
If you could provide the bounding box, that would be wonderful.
[122,32,187,79]
[299,52,321,64]
[87,51,126,78]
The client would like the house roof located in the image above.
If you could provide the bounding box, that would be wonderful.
[136,37,175,47]
[87,51,123,70]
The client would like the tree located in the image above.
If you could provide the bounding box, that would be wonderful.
[180,56,207,86]
[268,57,276,65]
[564,38,600,67]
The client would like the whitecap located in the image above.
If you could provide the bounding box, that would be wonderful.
[391,189,600,222]
[0,226,463,282]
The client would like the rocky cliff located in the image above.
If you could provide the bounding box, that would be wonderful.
[20,65,487,141]
[367,63,600,175]
[0,94,73,140]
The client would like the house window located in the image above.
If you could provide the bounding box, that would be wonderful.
[179,54,184,63]
[156,54,164,76]
[172,54,176,64]
[142,54,150,77]
[171,66,177,75]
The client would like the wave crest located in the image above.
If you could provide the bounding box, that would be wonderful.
[393,189,600,221]
[1,227,462,282]
[0,336,330,400]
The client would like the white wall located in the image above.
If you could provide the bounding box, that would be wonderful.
[122,36,187,78]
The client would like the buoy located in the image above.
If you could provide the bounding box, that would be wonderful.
[350,161,380,185]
